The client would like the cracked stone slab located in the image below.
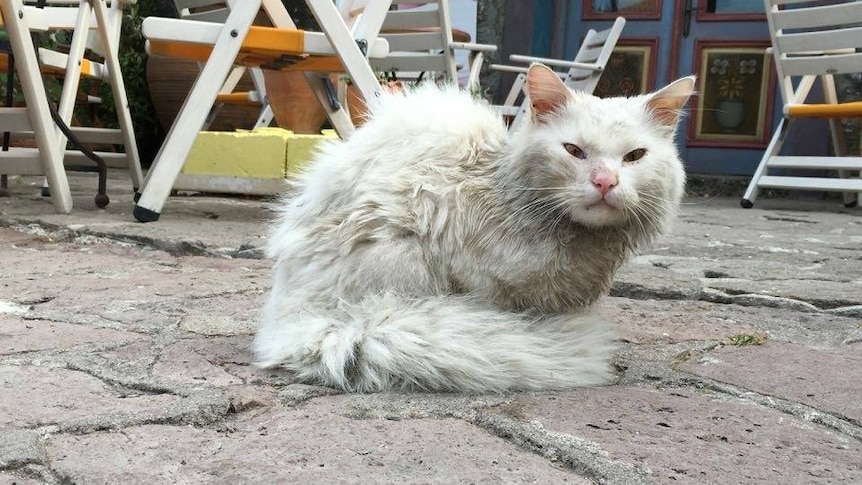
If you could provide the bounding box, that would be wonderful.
[0,174,272,254]
[612,262,702,301]
[150,336,259,387]
[0,364,181,429]
[606,298,758,345]
[45,402,589,484]
[0,429,43,469]
[0,471,42,485]
[608,297,860,347]
[176,292,266,337]
[488,386,862,484]
[677,341,862,426]
[635,255,860,285]
[0,364,227,432]
[703,277,861,309]
[0,315,144,355]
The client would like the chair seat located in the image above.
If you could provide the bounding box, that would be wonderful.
[786,101,862,118]
[0,51,102,78]
[144,17,388,72]
[148,38,346,72]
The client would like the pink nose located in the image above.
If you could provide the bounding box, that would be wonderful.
[592,172,618,196]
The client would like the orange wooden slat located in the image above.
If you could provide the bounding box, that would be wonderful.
[787,101,862,118]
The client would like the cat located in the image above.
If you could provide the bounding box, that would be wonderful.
[254,64,695,393]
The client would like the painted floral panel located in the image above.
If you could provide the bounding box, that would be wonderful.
[695,47,769,143]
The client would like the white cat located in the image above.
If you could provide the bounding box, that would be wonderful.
[255,64,695,393]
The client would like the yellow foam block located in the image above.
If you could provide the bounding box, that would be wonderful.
[183,128,293,179]
[286,129,338,175]
[183,128,338,179]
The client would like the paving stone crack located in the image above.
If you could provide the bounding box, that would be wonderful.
[472,410,652,485]
[673,375,862,442]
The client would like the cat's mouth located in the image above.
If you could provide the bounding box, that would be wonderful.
[584,197,619,211]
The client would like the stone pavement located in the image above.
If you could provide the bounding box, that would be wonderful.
[0,172,860,485]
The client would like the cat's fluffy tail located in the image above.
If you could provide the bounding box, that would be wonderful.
[253,293,616,393]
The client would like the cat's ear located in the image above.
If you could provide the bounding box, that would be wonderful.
[525,63,571,122]
[646,76,696,127]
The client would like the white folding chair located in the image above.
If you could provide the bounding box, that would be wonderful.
[0,0,71,212]
[370,0,496,87]
[490,16,626,131]
[1,0,144,209]
[133,0,392,222]
[741,0,862,208]
[172,0,274,130]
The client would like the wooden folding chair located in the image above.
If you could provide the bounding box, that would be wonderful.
[490,17,626,131]
[1,0,144,210]
[133,0,392,222]
[741,0,862,209]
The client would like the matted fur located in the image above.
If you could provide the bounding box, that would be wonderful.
[255,67,694,393]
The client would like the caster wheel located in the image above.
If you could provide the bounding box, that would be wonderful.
[740,199,753,209]
[95,193,110,208]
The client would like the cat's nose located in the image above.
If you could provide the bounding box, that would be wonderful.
[592,172,618,196]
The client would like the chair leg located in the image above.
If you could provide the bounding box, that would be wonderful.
[133,1,260,222]
[305,0,385,132]
[742,117,790,208]
[1,0,72,213]
[304,72,355,138]
[93,0,144,190]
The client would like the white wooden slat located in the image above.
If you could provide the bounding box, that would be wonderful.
[184,8,230,23]
[771,2,862,31]
[371,54,448,74]
[12,126,124,144]
[770,0,825,5]
[174,0,228,10]
[381,10,441,30]
[781,52,862,77]
[766,156,862,171]
[383,31,445,51]
[776,26,862,54]
[0,108,34,132]
[574,45,603,63]
[757,175,862,192]
[509,54,602,72]
[0,149,45,175]
[64,151,128,168]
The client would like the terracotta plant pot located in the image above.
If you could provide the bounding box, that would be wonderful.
[346,81,405,127]
[262,70,329,134]
[146,56,261,132]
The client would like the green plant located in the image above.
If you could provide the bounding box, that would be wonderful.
[96,0,165,166]
[728,333,768,346]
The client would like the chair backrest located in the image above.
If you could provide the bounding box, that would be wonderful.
[764,0,862,106]
[564,16,626,92]
[371,0,459,82]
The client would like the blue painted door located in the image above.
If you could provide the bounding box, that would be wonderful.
[565,0,782,176]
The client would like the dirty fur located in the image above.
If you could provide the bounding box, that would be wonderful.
[254,65,695,393]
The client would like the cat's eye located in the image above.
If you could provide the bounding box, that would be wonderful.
[563,143,586,159]
[623,148,647,163]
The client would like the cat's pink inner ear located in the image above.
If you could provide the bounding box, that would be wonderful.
[526,64,570,121]
[647,76,696,126]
